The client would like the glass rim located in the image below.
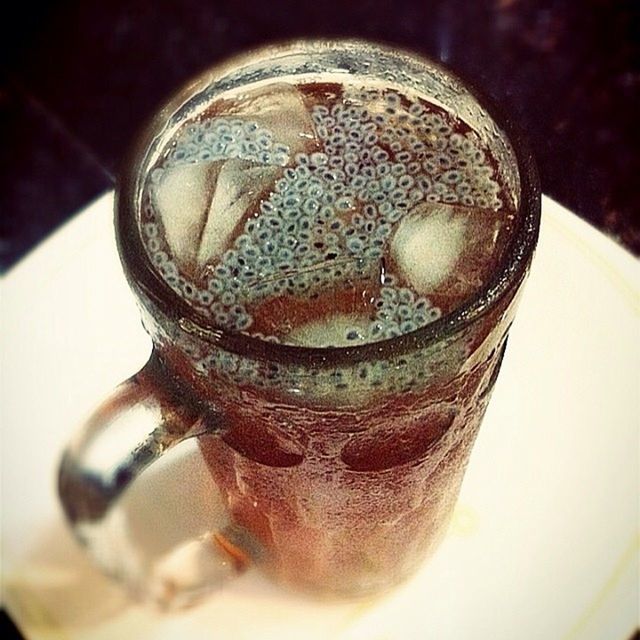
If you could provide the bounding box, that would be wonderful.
[116,38,541,366]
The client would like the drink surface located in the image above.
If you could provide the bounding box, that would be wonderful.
[139,79,517,347]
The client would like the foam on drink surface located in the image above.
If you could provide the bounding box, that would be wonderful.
[140,81,515,347]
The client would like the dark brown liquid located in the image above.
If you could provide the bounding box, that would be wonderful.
[141,77,520,595]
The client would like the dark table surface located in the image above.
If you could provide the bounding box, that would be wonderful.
[1,1,638,637]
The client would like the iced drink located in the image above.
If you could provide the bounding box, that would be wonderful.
[133,74,524,595]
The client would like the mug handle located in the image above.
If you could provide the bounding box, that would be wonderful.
[58,350,254,609]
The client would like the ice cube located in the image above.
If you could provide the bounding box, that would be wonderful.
[390,202,468,294]
[153,162,217,269]
[285,312,372,348]
[197,158,279,266]
[227,83,317,156]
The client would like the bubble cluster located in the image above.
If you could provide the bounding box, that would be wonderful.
[141,84,505,347]
[161,117,290,170]
[185,321,468,398]
[369,284,441,341]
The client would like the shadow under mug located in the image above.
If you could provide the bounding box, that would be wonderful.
[58,40,540,608]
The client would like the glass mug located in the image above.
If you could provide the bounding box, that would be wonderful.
[58,40,540,608]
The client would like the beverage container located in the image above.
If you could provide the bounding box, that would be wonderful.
[59,40,540,607]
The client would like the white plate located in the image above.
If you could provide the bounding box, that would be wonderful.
[2,194,639,640]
